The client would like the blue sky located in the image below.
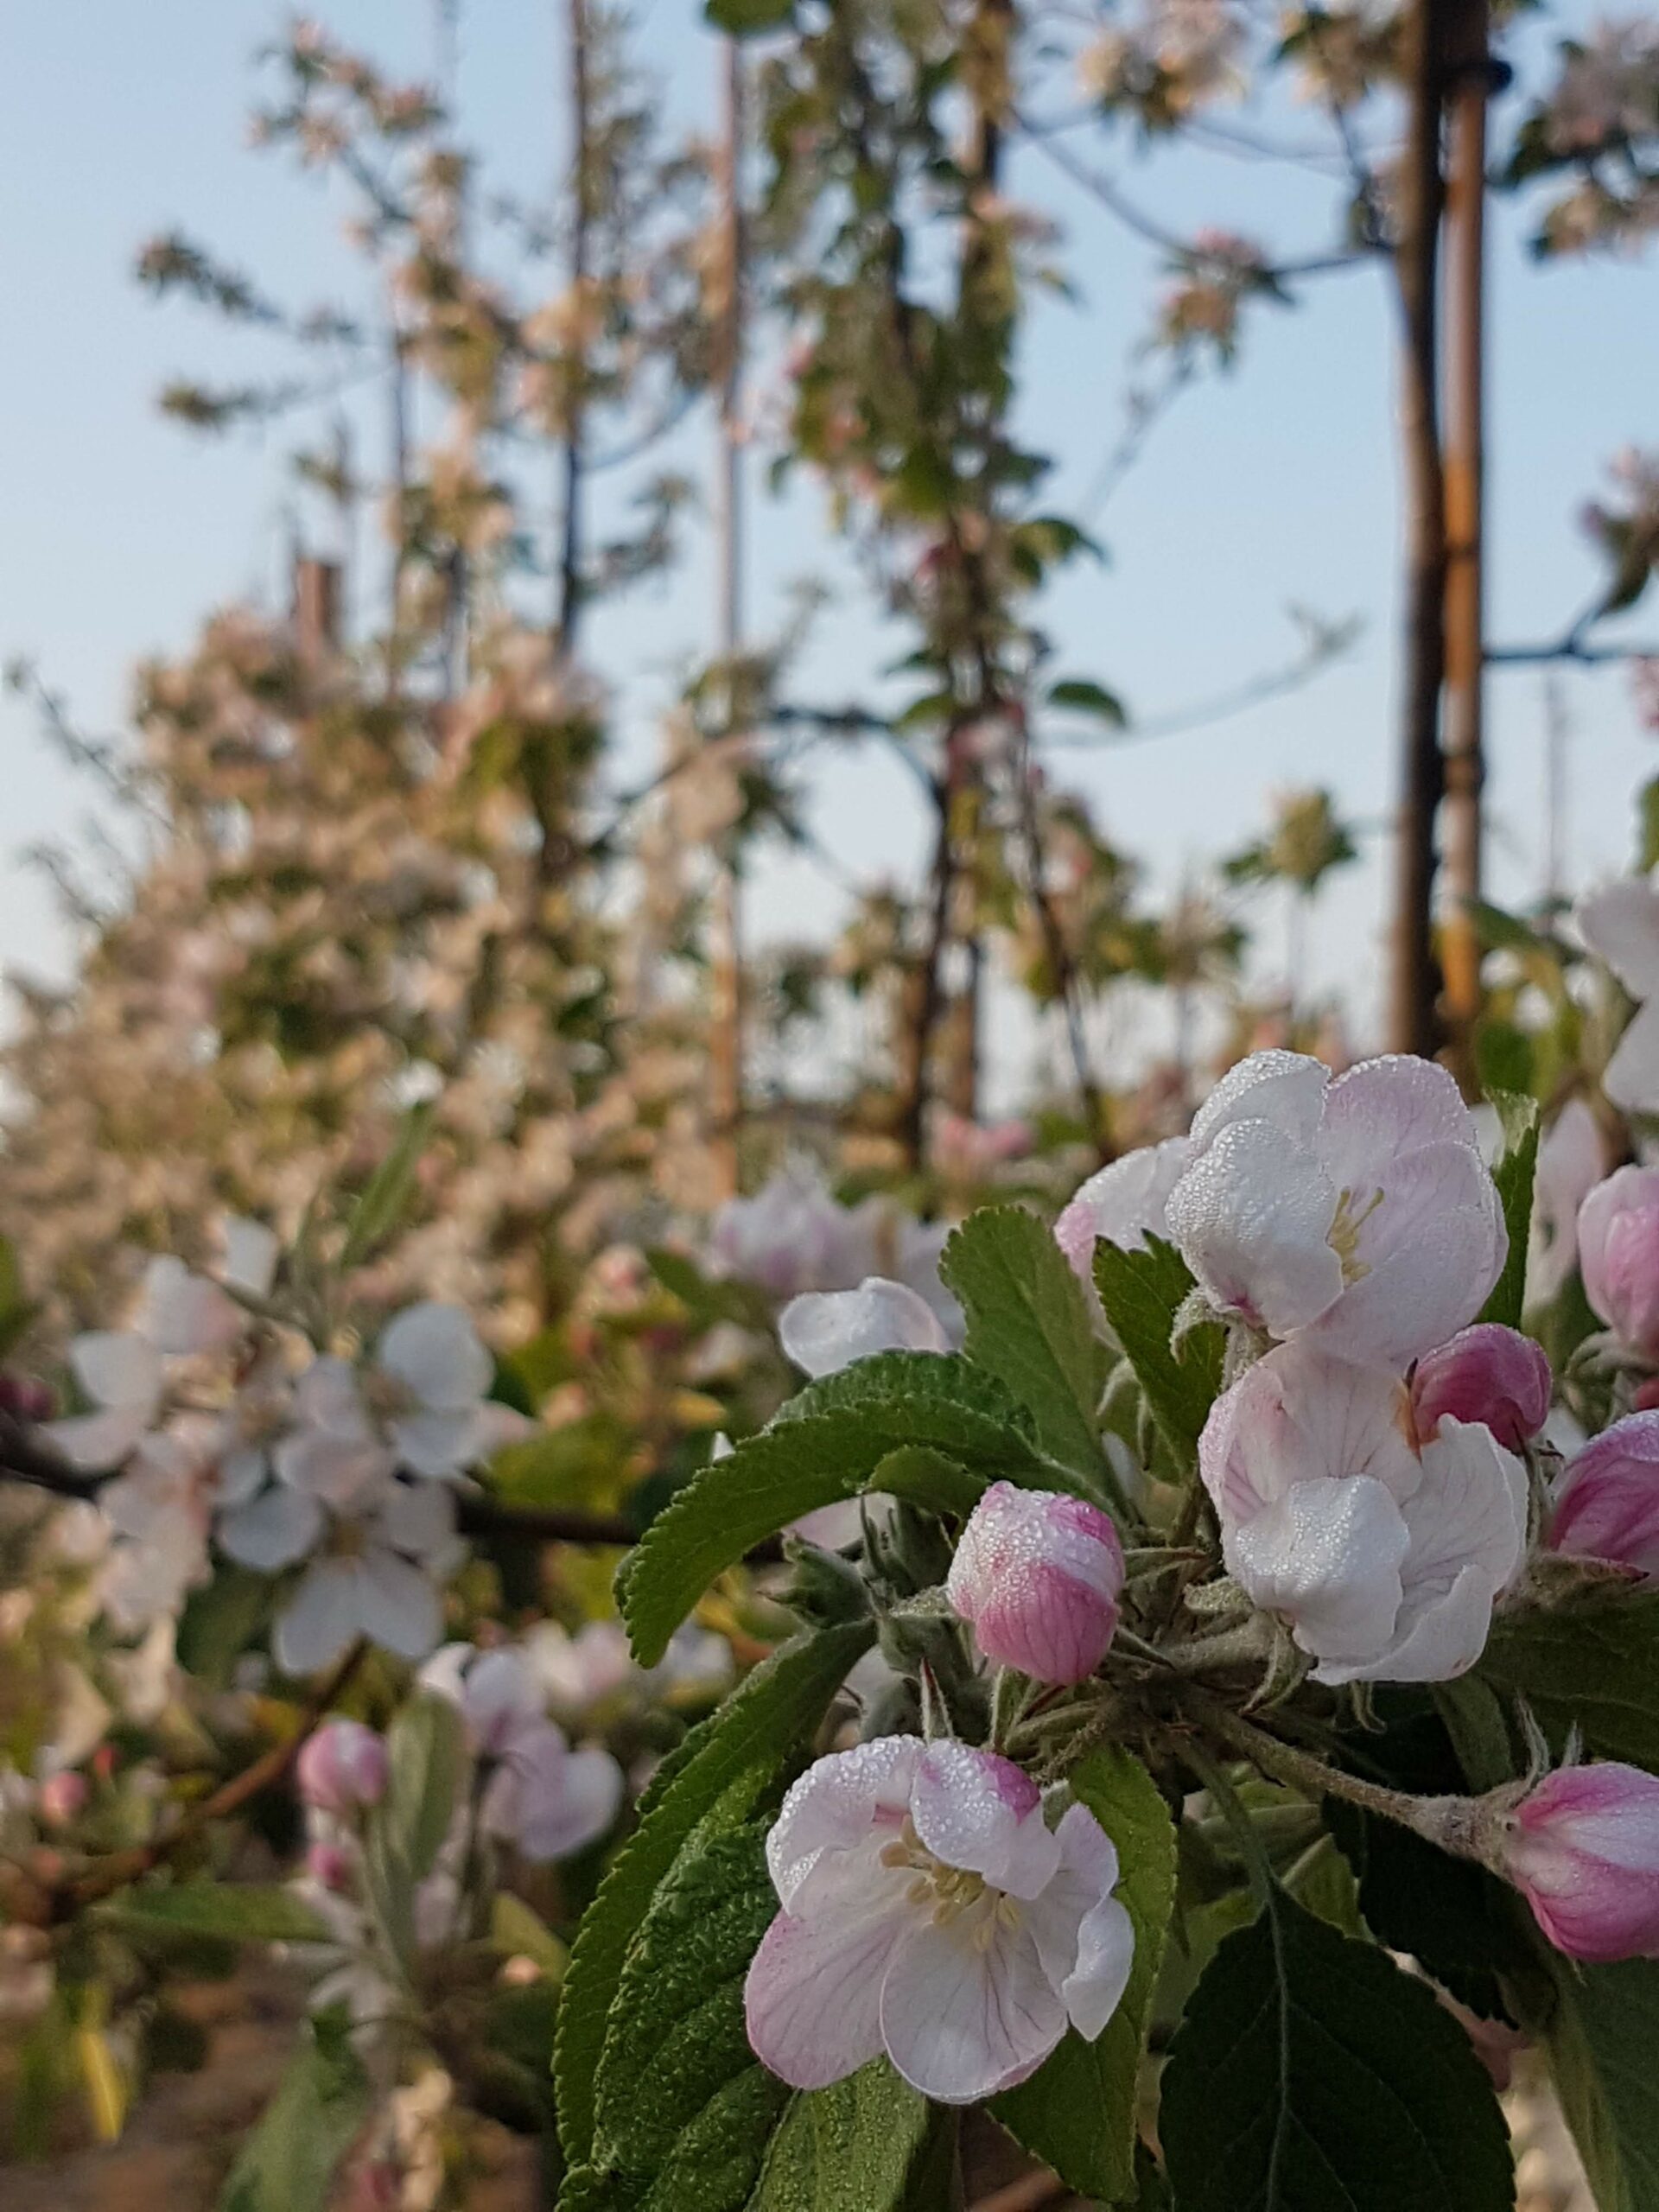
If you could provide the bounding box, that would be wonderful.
[1,1,1655,1088]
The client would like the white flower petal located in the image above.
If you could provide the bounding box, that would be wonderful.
[276,1427,395,1509]
[1530,1098,1605,1305]
[354,1548,443,1661]
[880,1912,1065,2103]
[48,1407,153,1471]
[1053,1139,1192,1274]
[514,1744,625,1861]
[1604,1000,1659,1116]
[293,1357,373,1440]
[218,1484,324,1572]
[765,1735,923,1915]
[137,1257,240,1357]
[744,1867,911,2090]
[390,1408,487,1479]
[378,1303,493,1411]
[219,1217,280,1299]
[70,1331,163,1417]
[778,1278,950,1377]
[1166,1117,1344,1336]
[378,1477,458,1564]
[1578,878,1659,999]
[1319,1054,1479,1185]
[1023,1802,1135,2041]
[1189,1050,1329,1152]
[1229,1475,1409,1665]
[275,1561,362,1675]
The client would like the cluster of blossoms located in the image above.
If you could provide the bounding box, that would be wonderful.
[48,1223,526,1673]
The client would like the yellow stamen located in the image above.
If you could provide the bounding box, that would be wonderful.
[1327,1186,1385,1284]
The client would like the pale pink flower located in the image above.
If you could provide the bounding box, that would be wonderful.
[1199,1341,1528,1684]
[1548,1412,1659,1580]
[709,1166,873,1300]
[420,1642,623,1862]
[1165,1052,1505,1364]
[297,1719,390,1814]
[48,1332,165,1470]
[947,1484,1124,1683]
[745,1736,1133,2103]
[1054,1137,1192,1281]
[1579,1166,1659,1358]
[1410,1325,1553,1454]
[1577,878,1659,1114]
[371,1303,525,1479]
[1504,1764,1659,1962]
[779,1277,950,1377]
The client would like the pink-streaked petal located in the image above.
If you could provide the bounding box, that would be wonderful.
[1023,1801,1135,2040]
[1166,1117,1344,1336]
[1529,1099,1605,1306]
[1403,1419,1529,1603]
[765,1736,923,1912]
[1319,1055,1479,1185]
[1313,1141,1505,1365]
[911,1741,1060,1901]
[1229,1475,1409,1666]
[1053,1139,1192,1274]
[1198,1344,1416,1531]
[218,1484,324,1572]
[1319,1565,1499,1687]
[378,1302,493,1410]
[778,1278,950,1377]
[514,1745,625,1862]
[880,1912,1065,2103]
[1188,1050,1328,1152]
[745,1885,909,2090]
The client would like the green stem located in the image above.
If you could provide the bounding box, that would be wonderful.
[1179,1737,1277,1906]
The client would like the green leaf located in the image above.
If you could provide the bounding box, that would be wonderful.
[176,1566,280,1689]
[702,0,793,29]
[1478,1592,1659,1772]
[867,1446,983,1519]
[1478,1090,1540,1331]
[1326,1799,1525,2022]
[363,1692,470,1969]
[991,1748,1176,2202]
[0,1233,37,1360]
[1160,1886,1515,2212]
[747,2063,945,2211]
[620,1358,1049,1666]
[219,2013,371,2212]
[1092,1235,1224,1463]
[555,1624,874,2170]
[938,1207,1109,1481]
[592,1825,789,2204]
[1539,1955,1659,2212]
[339,1102,435,1268]
[97,1882,330,1948]
[1048,677,1127,724]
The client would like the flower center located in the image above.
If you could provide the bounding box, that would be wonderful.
[1327,1185,1384,1283]
[878,1818,1020,1947]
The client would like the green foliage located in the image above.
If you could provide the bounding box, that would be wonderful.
[1541,1956,1659,2212]
[175,1567,281,1688]
[587,1825,790,2208]
[992,1748,1177,2202]
[1160,1885,1515,2212]
[747,2063,943,2212]
[619,1356,1054,1666]
[1047,677,1126,725]
[219,2012,372,2212]
[97,1882,330,1947]
[939,1205,1110,1484]
[1478,1592,1659,1772]
[338,1101,435,1268]
[363,1692,470,1967]
[0,1233,37,1359]
[703,0,793,31]
[555,1624,874,2170]
[1093,1235,1224,1463]
[1478,1090,1540,1332]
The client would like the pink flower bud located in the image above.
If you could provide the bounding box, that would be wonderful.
[1579,1166,1659,1360]
[1505,1763,1659,1962]
[946,1482,1124,1684]
[1548,1412,1659,1581]
[1410,1325,1553,1452]
[0,1374,54,1422]
[296,1719,389,1814]
[306,1841,357,1892]
[38,1772,89,1825]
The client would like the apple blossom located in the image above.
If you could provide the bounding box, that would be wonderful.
[779,1277,950,1377]
[135,1255,243,1359]
[1548,1413,1659,1581]
[370,1303,525,1479]
[1410,1325,1553,1453]
[1529,1098,1605,1306]
[1053,1135,1192,1280]
[745,1736,1134,2103]
[1503,1764,1659,1962]
[37,1772,89,1825]
[1579,1166,1659,1359]
[421,1642,623,1861]
[1577,876,1659,1115]
[100,1421,264,1630]
[48,1331,165,1471]
[1164,1052,1506,1365]
[709,1166,874,1300]
[1199,1342,1528,1684]
[297,1719,390,1814]
[946,1483,1125,1683]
